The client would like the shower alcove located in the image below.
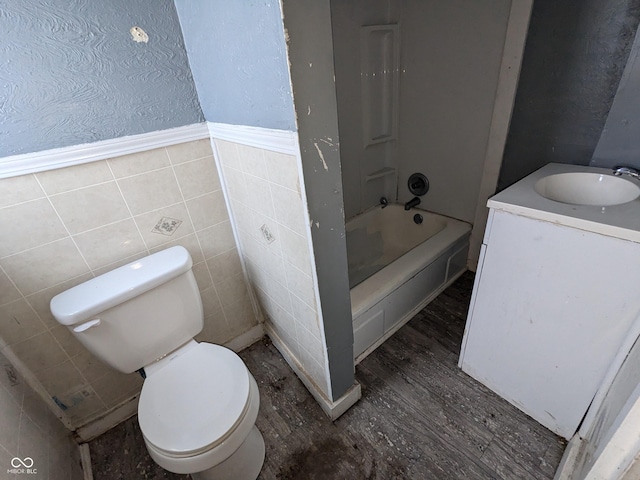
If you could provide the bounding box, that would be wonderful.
[324,0,532,360]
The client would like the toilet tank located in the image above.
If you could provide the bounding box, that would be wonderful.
[50,246,203,374]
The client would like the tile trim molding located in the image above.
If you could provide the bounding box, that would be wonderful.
[207,122,298,155]
[0,123,210,179]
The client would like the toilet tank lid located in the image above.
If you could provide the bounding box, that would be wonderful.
[50,246,192,326]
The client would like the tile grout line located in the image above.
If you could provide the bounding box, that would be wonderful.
[165,146,234,336]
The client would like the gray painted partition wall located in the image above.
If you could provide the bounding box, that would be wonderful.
[176,0,355,401]
[281,0,355,401]
[497,0,640,190]
[0,0,203,157]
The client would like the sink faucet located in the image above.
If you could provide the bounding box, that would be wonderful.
[612,166,640,179]
[404,197,421,210]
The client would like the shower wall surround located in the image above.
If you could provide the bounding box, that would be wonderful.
[0,138,258,429]
[0,0,203,157]
[332,0,512,223]
[212,131,330,398]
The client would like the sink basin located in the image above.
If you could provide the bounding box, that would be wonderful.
[534,172,640,206]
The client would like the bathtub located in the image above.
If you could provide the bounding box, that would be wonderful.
[347,204,471,362]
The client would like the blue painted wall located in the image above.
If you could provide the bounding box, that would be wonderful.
[174,1,296,131]
[0,0,204,157]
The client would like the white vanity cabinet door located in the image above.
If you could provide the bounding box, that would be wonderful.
[459,209,640,439]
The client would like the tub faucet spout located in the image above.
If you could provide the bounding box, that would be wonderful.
[404,197,421,210]
[613,166,640,179]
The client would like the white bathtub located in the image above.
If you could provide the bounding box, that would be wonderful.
[347,204,471,362]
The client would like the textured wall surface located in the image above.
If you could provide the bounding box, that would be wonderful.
[0,0,203,157]
[498,0,640,190]
[174,1,296,131]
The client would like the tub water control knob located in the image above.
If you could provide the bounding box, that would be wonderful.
[408,173,429,196]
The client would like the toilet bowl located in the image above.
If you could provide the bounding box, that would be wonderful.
[138,341,265,479]
[50,246,265,479]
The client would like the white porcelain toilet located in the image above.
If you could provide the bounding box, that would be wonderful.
[50,246,265,480]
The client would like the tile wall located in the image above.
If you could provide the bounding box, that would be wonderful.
[0,349,84,480]
[214,138,330,396]
[0,139,258,429]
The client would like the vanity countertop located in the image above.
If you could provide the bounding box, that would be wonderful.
[488,163,640,243]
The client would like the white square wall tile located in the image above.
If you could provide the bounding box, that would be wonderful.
[18,415,49,472]
[173,156,221,199]
[0,238,90,295]
[0,198,69,257]
[149,233,204,264]
[207,249,243,279]
[0,299,46,345]
[73,219,147,270]
[213,273,250,309]
[10,331,68,373]
[192,262,213,292]
[35,360,87,398]
[0,174,45,208]
[270,184,307,235]
[199,286,223,320]
[300,353,329,395]
[296,322,326,366]
[238,232,265,270]
[134,203,195,249]
[196,221,236,259]
[214,139,240,168]
[244,175,275,219]
[166,139,213,165]
[228,200,253,234]
[49,182,130,235]
[251,266,292,314]
[261,248,287,287]
[225,298,257,337]
[236,144,268,180]
[117,168,183,216]
[285,266,316,310]
[36,161,113,195]
[265,150,300,192]
[0,382,22,454]
[185,191,229,230]
[277,224,312,276]
[107,148,170,178]
[0,269,21,305]
[221,165,248,202]
[289,294,321,335]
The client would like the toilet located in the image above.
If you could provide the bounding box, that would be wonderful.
[50,246,265,480]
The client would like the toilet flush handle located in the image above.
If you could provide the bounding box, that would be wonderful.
[73,318,101,333]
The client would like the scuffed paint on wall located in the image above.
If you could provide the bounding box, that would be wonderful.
[313,142,329,171]
[0,0,203,157]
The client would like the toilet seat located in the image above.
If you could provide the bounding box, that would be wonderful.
[138,343,251,457]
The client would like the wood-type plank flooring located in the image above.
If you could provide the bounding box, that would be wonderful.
[90,272,566,479]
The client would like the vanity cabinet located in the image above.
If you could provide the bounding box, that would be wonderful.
[459,207,640,439]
